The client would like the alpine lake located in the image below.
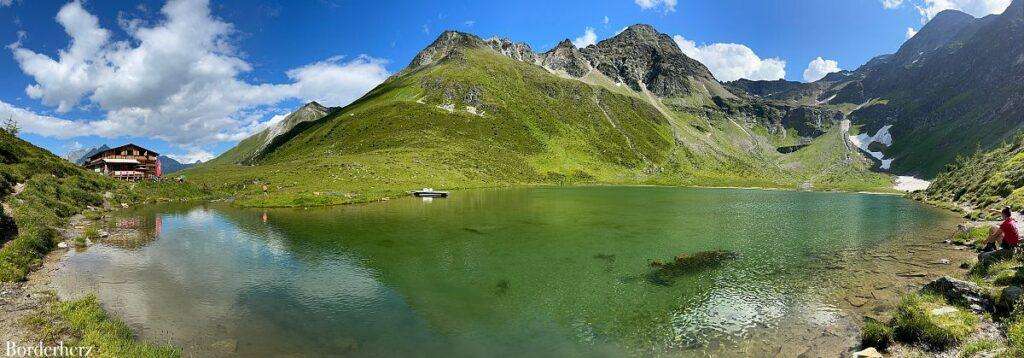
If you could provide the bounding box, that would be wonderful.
[50,186,971,357]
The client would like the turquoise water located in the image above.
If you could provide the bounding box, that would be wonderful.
[52,187,961,356]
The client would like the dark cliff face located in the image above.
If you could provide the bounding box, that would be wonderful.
[580,24,732,98]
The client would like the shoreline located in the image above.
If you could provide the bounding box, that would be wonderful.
[226,181,907,209]
[0,210,178,357]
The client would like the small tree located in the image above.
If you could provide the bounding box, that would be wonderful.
[2,116,19,136]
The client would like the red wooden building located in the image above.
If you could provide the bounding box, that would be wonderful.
[84,144,162,180]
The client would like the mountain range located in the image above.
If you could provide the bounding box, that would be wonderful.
[729,1,1023,177]
[180,0,1022,207]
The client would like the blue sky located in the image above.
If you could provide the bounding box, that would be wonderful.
[0,0,1013,162]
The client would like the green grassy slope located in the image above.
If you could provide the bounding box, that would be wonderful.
[923,134,1024,216]
[0,130,118,281]
[204,130,269,166]
[184,48,893,207]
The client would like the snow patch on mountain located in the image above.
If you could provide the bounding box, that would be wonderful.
[849,125,895,170]
[894,176,931,192]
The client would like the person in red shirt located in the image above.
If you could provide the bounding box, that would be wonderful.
[983,206,1020,252]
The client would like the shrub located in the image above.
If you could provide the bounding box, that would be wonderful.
[1008,317,1024,356]
[891,294,978,350]
[860,317,893,351]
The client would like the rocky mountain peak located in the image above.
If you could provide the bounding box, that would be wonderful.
[406,31,487,70]
[541,39,592,77]
[617,24,660,39]
[580,24,733,98]
[891,8,977,65]
[402,24,733,99]
[484,37,539,63]
[1008,0,1022,16]
[300,101,327,112]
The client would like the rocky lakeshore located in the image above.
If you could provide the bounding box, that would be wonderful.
[0,207,177,357]
[850,221,1024,357]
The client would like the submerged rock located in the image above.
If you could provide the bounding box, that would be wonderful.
[647,250,738,286]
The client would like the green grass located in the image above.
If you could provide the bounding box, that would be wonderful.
[1005,302,1024,357]
[890,293,979,350]
[954,226,992,246]
[25,294,179,358]
[926,134,1024,214]
[959,338,1002,358]
[861,317,893,351]
[181,47,896,207]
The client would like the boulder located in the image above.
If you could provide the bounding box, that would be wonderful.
[922,276,994,312]
[978,249,1015,271]
[852,347,883,358]
[997,286,1024,315]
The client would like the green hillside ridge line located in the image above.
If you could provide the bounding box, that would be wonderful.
[922,134,1024,218]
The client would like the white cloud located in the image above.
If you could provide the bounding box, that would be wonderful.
[888,0,1013,22]
[634,0,677,12]
[572,27,597,48]
[463,20,475,27]
[603,16,610,25]
[802,57,841,82]
[881,0,905,9]
[285,55,390,106]
[0,0,13,7]
[8,0,389,149]
[673,35,786,82]
[167,149,214,163]
[0,100,106,138]
[906,27,918,39]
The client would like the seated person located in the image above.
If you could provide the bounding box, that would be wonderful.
[982,206,1021,252]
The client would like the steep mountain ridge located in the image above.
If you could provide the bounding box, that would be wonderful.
[579,24,734,100]
[209,101,339,165]
[405,24,733,102]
